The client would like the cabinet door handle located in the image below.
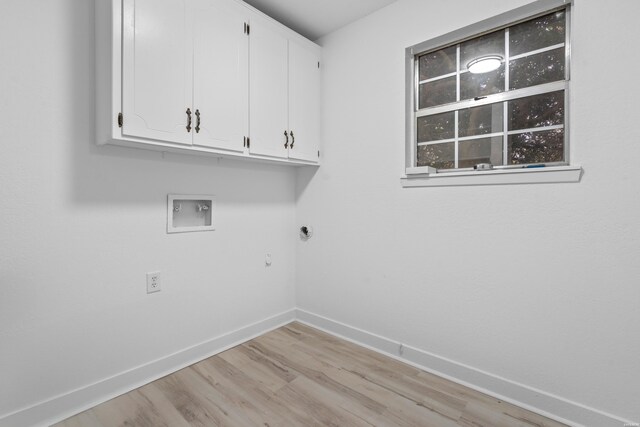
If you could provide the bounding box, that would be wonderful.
[195,109,201,133]
[284,130,289,149]
[186,108,192,133]
[290,131,295,149]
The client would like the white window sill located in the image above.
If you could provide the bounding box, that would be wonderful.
[400,165,583,188]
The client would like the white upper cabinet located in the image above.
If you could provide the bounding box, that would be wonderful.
[288,40,321,162]
[122,0,193,145]
[248,16,289,158]
[97,0,321,166]
[193,0,248,152]
[249,14,321,162]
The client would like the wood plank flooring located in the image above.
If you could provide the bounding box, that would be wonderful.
[55,322,567,427]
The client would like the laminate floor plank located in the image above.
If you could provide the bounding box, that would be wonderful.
[156,366,259,427]
[273,376,377,427]
[55,322,568,427]
[134,383,193,427]
[55,410,103,427]
[217,346,292,393]
[192,356,294,426]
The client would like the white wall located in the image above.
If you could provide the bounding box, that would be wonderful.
[0,0,296,420]
[297,0,640,422]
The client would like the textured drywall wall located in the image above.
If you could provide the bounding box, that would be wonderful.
[296,0,640,421]
[0,0,296,418]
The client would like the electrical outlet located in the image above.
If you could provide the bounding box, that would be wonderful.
[146,272,161,294]
[265,253,272,266]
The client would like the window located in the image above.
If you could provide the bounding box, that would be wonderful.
[404,0,580,186]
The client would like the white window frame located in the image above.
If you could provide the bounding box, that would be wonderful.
[402,0,581,187]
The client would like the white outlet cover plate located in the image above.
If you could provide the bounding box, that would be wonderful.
[146,272,161,294]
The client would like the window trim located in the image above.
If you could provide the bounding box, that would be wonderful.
[401,165,582,187]
[404,0,578,185]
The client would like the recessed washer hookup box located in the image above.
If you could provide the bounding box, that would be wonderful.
[167,194,216,234]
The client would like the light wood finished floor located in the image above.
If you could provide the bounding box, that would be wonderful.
[56,322,567,427]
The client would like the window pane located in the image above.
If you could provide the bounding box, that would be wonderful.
[509,48,565,90]
[510,11,565,56]
[509,91,564,131]
[460,65,505,100]
[417,112,455,142]
[459,103,503,137]
[459,137,504,168]
[419,76,456,109]
[417,142,455,169]
[419,45,457,80]
[508,129,564,164]
[460,30,505,71]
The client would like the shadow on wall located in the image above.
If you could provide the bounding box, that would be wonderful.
[295,164,320,201]
[68,0,297,207]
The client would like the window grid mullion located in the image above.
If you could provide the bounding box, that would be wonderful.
[509,43,565,61]
[507,124,564,135]
[456,45,461,103]
[460,131,505,142]
[417,137,457,146]
[414,50,420,168]
[418,131,508,147]
[454,111,459,168]
[503,27,510,166]
[503,102,509,166]
[418,71,457,85]
[455,45,461,168]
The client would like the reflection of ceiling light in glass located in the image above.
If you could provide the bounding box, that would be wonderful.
[467,55,503,74]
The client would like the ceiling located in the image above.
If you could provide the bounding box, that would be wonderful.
[243,0,398,41]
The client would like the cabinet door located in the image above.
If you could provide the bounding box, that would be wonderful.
[122,0,193,145]
[288,40,321,162]
[192,0,248,152]
[249,17,289,159]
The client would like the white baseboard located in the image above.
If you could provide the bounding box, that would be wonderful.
[0,309,296,427]
[295,308,632,427]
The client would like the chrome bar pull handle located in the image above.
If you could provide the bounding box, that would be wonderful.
[290,131,295,148]
[195,109,201,133]
[186,108,192,133]
[284,130,289,148]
